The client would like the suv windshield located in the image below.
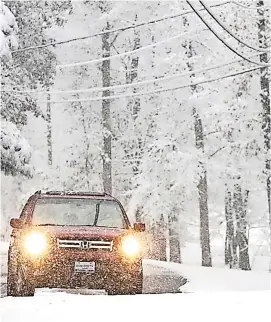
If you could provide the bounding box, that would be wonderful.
[32,197,126,229]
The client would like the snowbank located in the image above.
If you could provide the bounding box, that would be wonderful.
[145,259,271,292]
[1,290,270,322]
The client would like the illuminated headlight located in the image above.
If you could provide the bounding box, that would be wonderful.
[122,236,141,257]
[24,232,47,255]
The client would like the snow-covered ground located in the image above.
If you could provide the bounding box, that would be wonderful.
[146,259,271,292]
[1,290,270,322]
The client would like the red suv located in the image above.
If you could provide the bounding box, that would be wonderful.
[7,191,145,296]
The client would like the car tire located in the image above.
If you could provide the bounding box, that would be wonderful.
[129,270,143,295]
[7,247,18,297]
[7,251,35,297]
[15,266,35,297]
[135,271,143,294]
[107,271,143,295]
[7,266,17,296]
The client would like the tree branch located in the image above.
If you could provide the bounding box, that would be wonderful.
[208,146,227,158]
[110,33,120,47]
[204,130,221,137]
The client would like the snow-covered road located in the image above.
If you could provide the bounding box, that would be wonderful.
[1,288,270,322]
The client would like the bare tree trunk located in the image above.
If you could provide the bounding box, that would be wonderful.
[101,22,112,194]
[180,16,212,266]
[124,18,142,220]
[47,91,52,166]
[181,22,212,266]
[131,24,142,221]
[148,215,167,261]
[158,214,167,261]
[225,188,231,265]
[80,105,90,189]
[225,187,238,268]
[257,0,271,271]
[233,184,251,270]
[130,21,140,122]
[193,106,212,267]
[168,212,181,263]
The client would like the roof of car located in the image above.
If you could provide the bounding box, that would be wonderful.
[34,191,116,200]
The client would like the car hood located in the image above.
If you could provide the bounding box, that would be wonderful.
[34,225,128,240]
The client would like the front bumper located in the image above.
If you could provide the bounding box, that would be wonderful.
[22,249,142,289]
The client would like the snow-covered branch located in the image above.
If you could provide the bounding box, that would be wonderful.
[0,2,18,58]
[1,121,32,177]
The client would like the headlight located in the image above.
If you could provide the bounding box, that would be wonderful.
[24,232,47,255]
[122,236,140,257]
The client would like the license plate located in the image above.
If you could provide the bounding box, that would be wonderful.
[74,261,95,274]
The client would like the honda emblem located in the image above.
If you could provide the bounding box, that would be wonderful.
[81,241,89,249]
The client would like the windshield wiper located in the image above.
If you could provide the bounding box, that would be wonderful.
[36,224,64,226]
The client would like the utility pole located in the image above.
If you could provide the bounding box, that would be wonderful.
[47,90,52,166]
[257,0,271,270]
[101,22,112,194]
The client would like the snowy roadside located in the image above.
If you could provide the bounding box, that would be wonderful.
[0,241,8,277]
[145,259,271,292]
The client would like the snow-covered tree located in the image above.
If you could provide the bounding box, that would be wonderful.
[0,2,18,57]
[1,1,71,176]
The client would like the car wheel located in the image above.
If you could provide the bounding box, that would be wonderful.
[7,248,18,297]
[129,270,143,295]
[107,271,143,295]
[17,265,35,297]
[7,265,17,296]
[7,256,35,297]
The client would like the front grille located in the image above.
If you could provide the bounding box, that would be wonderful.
[57,239,113,251]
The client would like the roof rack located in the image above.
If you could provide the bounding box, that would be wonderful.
[44,191,113,197]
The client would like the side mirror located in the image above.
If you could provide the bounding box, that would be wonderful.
[10,218,24,229]
[134,222,146,232]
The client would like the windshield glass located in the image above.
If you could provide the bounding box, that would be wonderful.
[32,197,126,228]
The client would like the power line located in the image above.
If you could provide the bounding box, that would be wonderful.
[186,1,271,67]
[57,27,202,69]
[200,0,270,53]
[37,66,264,104]
[11,1,231,54]
[231,1,270,10]
[2,52,262,95]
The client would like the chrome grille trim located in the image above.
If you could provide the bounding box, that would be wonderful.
[57,239,113,251]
